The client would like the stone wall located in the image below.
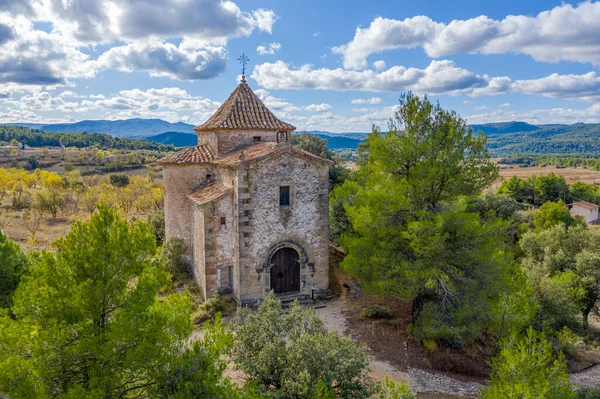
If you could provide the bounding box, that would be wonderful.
[235,153,329,303]
[217,130,278,155]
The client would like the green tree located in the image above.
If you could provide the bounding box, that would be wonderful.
[480,328,575,399]
[0,230,28,309]
[230,292,376,399]
[109,173,130,187]
[0,206,231,398]
[534,201,583,230]
[497,175,534,204]
[337,94,519,344]
[570,181,599,204]
[520,224,600,329]
[534,173,570,205]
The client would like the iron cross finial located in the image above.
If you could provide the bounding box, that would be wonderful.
[237,53,250,78]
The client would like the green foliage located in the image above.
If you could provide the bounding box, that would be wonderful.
[329,180,360,244]
[534,201,584,230]
[109,172,130,187]
[62,161,74,172]
[468,193,523,220]
[479,328,576,399]
[378,376,417,399]
[338,93,524,346]
[148,211,166,246]
[0,206,220,398]
[570,181,600,204]
[359,304,393,320]
[0,230,28,309]
[497,173,573,206]
[230,291,376,399]
[576,388,600,399]
[162,236,192,280]
[520,224,600,330]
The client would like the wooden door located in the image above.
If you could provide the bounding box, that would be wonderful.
[270,247,300,294]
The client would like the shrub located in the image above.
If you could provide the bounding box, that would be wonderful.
[63,161,74,172]
[422,339,437,352]
[577,388,600,399]
[162,236,191,280]
[109,173,130,187]
[147,212,165,246]
[378,375,417,399]
[191,294,221,325]
[360,304,393,320]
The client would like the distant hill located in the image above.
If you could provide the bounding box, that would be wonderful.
[146,132,198,147]
[4,118,195,138]
[4,118,600,155]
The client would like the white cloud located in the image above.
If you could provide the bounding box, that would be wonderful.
[499,103,511,108]
[334,2,600,69]
[253,88,299,113]
[304,103,332,112]
[257,42,282,55]
[475,105,487,111]
[252,60,510,96]
[512,72,600,101]
[351,97,382,104]
[373,60,386,70]
[96,40,227,80]
[466,104,600,125]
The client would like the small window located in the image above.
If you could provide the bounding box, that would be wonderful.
[280,186,290,206]
[206,173,213,181]
[253,136,261,142]
[277,131,287,142]
[220,217,226,225]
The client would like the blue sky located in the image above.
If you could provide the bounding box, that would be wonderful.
[1,0,599,132]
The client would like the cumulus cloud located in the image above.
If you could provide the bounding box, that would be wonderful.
[33,0,276,45]
[257,42,282,55]
[466,104,600,125]
[499,103,511,108]
[351,97,382,104]
[253,88,299,113]
[96,40,227,80]
[304,103,332,112]
[373,60,386,70]
[334,2,600,69]
[512,72,600,101]
[252,60,510,96]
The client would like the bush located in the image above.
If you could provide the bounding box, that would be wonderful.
[63,161,74,172]
[162,236,191,280]
[360,304,393,320]
[577,388,600,399]
[378,375,417,399]
[148,212,165,246]
[479,327,576,399]
[191,294,221,325]
[109,173,130,187]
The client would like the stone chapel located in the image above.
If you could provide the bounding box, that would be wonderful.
[159,78,331,304]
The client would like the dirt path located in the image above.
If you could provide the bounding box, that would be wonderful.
[315,297,484,398]
[571,364,600,388]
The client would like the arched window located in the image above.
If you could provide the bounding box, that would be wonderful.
[277,131,288,142]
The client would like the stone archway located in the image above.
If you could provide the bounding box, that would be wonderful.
[264,241,310,296]
[269,247,300,294]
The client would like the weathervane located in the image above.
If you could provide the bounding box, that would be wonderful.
[237,53,250,82]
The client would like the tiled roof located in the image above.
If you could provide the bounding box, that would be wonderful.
[212,142,332,168]
[157,144,214,164]
[194,82,296,132]
[188,183,232,206]
[572,201,599,210]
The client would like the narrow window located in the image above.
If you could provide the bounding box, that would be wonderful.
[280,186,290,206]
[253,136,261,142]
[277,131,287,142]
[220,217,226,225]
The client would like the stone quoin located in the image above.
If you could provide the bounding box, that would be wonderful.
[159,78,331,304]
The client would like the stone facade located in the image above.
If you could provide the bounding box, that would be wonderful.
[160,80,330,303]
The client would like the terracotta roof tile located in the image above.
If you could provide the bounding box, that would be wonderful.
[188,183,232,206]
[157,144,214,165]
[212,142,332,167]
[572,201,599,210]
[194,82,296,132]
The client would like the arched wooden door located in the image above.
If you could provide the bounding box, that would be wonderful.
[270,247,300,294]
